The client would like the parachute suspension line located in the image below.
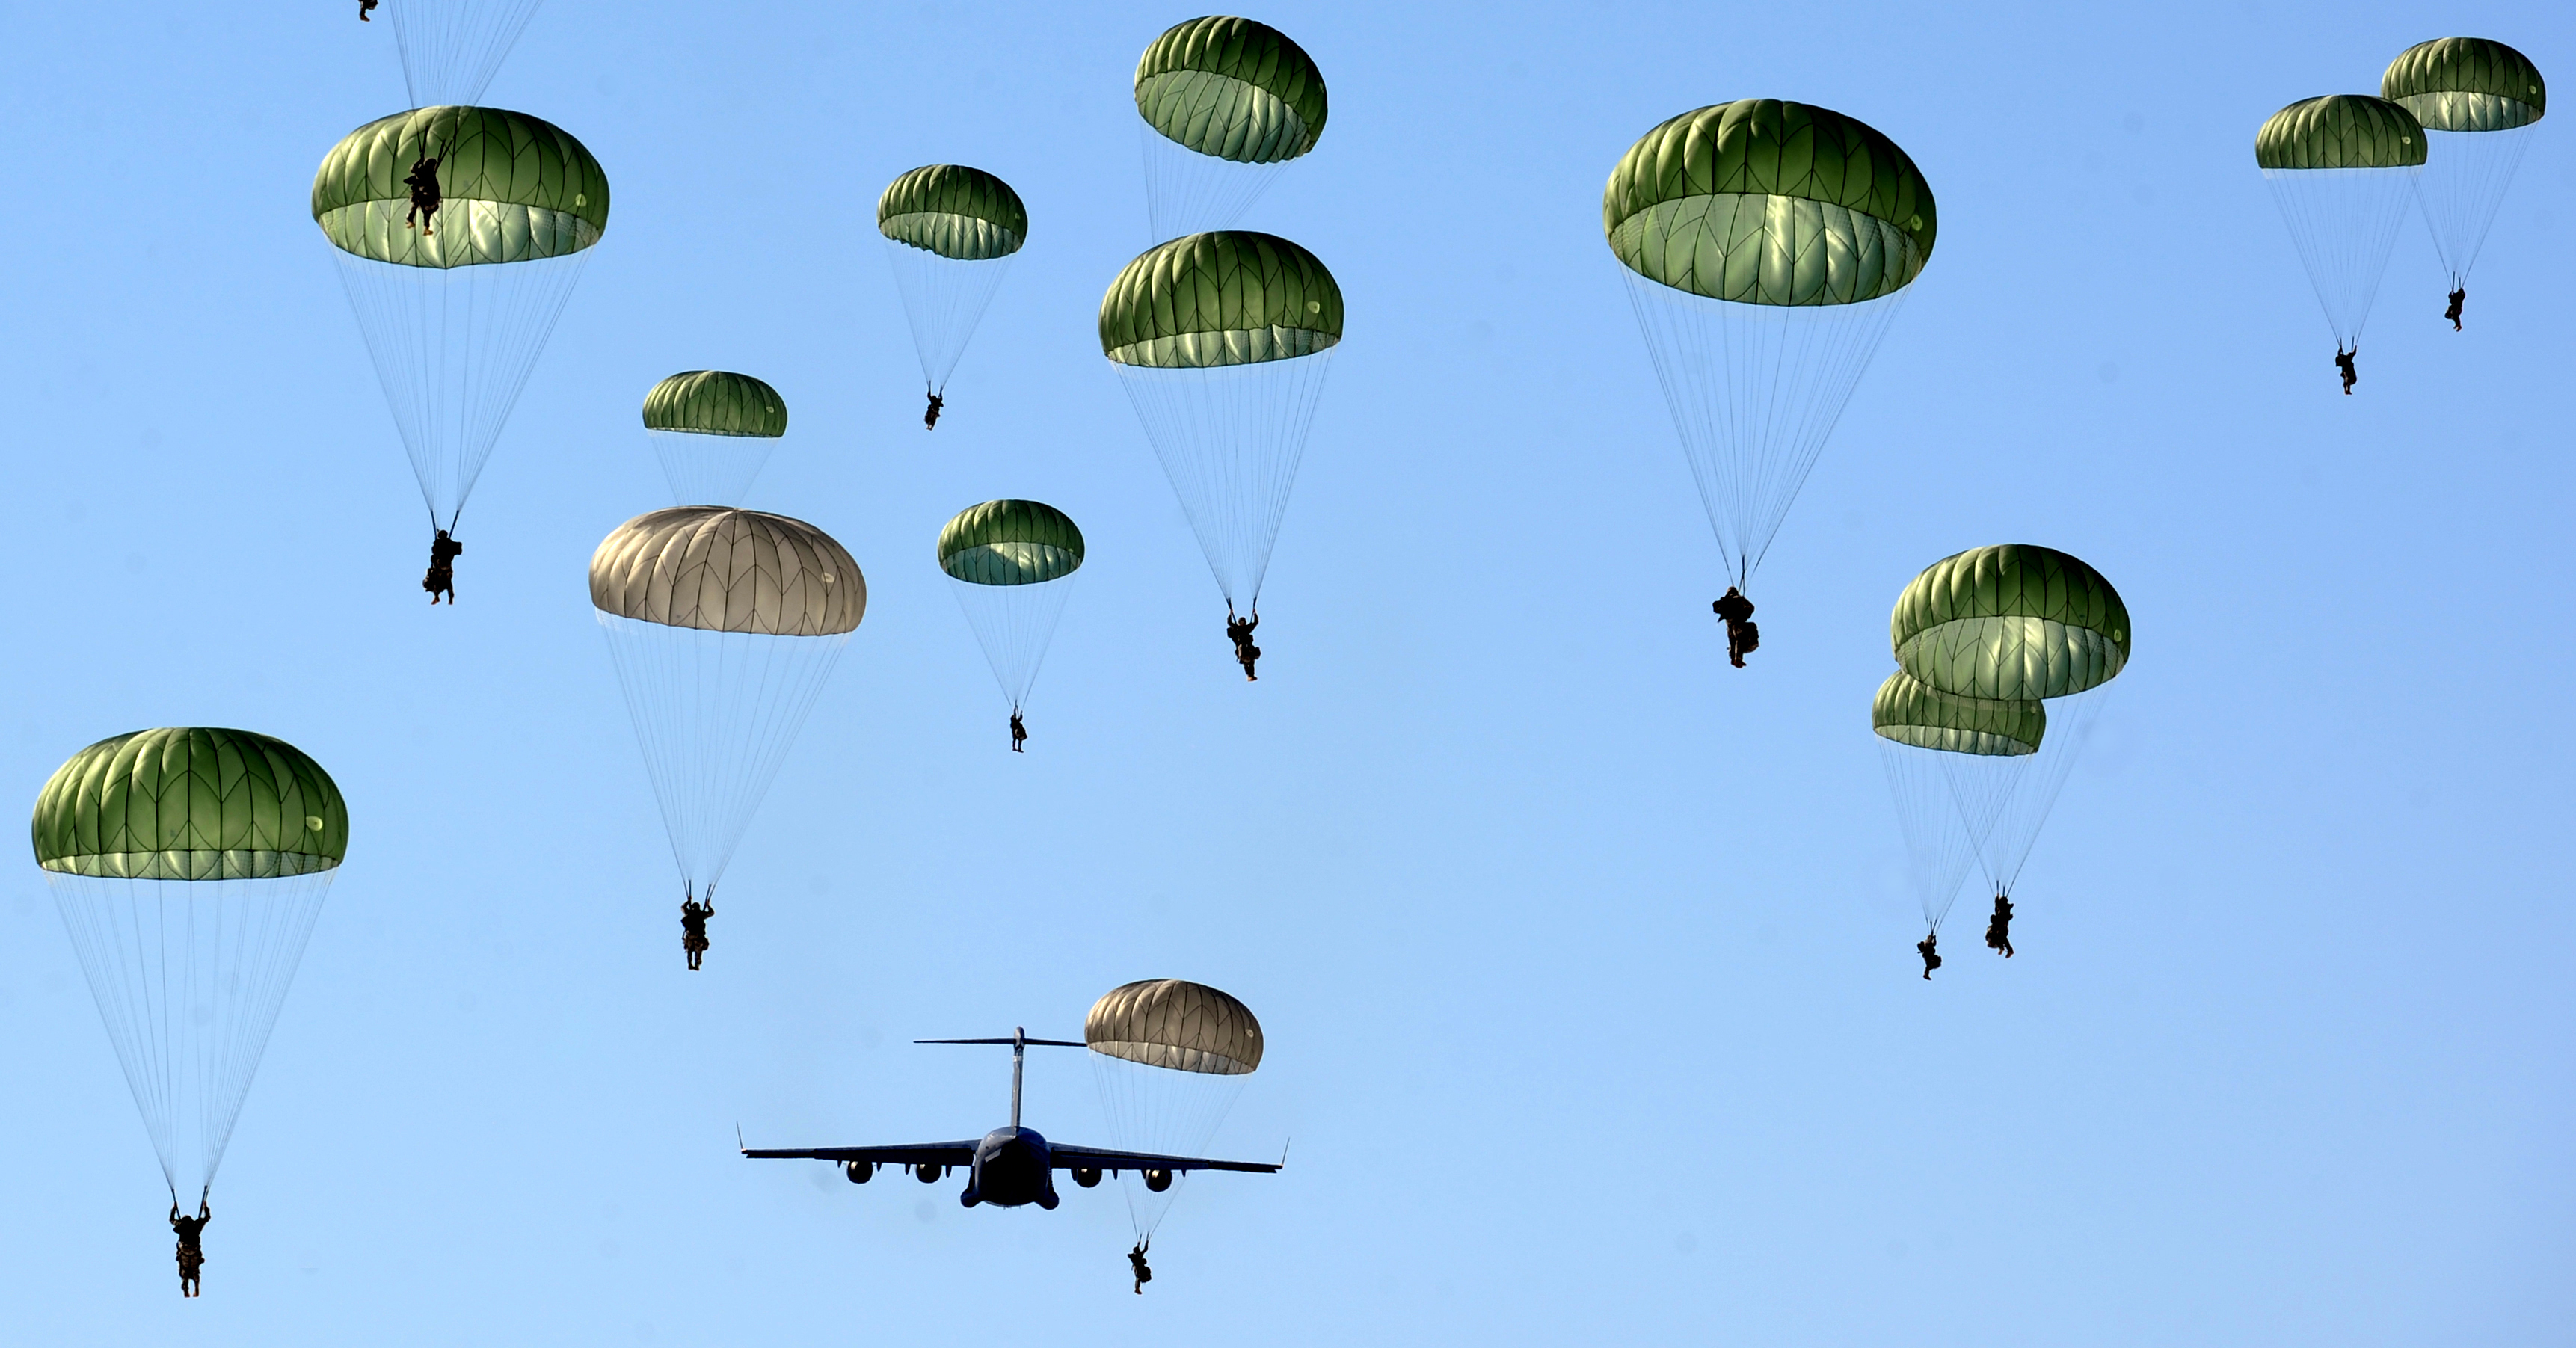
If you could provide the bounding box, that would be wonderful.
[1137,120,1291,243]
[46,872,333,1201]
[333,250,590,530]
[1878,739,1998,934]
[2263,166,2421,352]
[1957,683,2113,902]
[1089,1053,1248,1240]
[1115,351,1334,609]
[2415,128,2537,291]
[1621,270,1910,587]
[882,241,1015,396]
[644,428,778,510]
[597,615,850,898]
[947,577,1076,714]
[385,0,547,108]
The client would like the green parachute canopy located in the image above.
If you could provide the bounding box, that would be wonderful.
[2384,37,2547,132]
[643,372,787,438]
[938,500,1085,586]
[1605,100,1935,306]
[1086,979,1264,1075]
[1893,545,2130,701]
[314,105,609,269]
[878,165,1028,262]
[1872,670,2044,757]
[33,728,348,881]
[2255,95,2428,169]
[1135,16,1327,164]
[1100,231,1343,369]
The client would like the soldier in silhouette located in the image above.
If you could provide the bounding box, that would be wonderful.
[1984,896,2014,958]
[2445,287,2466,331]
[171,1198,210,1297]
[1712,587,1758,668]
[1128,1237,1153,1294]
[1226,608,1261,682]
[405,153,443,235]
[423,529,462,604]
[1916,929,1942,980]
[681,895,713,971]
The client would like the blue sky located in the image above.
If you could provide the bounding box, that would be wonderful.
[0,1,2569,1344]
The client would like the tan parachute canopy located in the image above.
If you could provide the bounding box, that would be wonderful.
[589,507,865,636]
[1085,979,1263,1075]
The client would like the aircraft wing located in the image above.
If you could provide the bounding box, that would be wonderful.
[741,1141,980,1166]
[1047,1143,1282,1175]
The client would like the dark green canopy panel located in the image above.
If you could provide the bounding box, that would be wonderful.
[1893,545,2131,701]
[877,165,1028,261]
[2384,37,2547,132]
[33,728,348,881]
[643,371,787,438]
[314,105,609,268]
[2255,95,2428,169]
[1605,100,1935,305]
[1101,231,1342,368]
[1135,16,1327,164]
[1872,670,2045,757]
[938,499,1086,586]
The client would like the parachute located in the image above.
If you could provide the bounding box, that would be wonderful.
[1873,671,2043,935]
[1881,545,2131,941]
[375,0,546,108]
[1605,99,1934,601]
[591,508,864,958]
[2256,94,2426,366]
[1085,979,1262,1240]
[32,728,349,1209]
[2382,38,2547,324]
[642,371,787,508]
[1101,231,1341,627]
[316,105,607,576]
[938,500,1083,737]
[1133,16,1327,238]
[1890,544,2130,701]
[879,166,1026,419]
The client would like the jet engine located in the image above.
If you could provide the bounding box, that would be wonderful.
[1143,1168,1172,1192]
[915,1163,945,1183]
[1072,1165,1102,1188]
[844,1161,873,1184]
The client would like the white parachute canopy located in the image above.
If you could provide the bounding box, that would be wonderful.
[1086,979,1262,1240]
[591,508,864,937]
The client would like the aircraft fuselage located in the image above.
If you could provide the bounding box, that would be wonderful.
[961,1126,1058,1210]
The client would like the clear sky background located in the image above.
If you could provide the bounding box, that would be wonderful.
[0,1,2568,1344]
